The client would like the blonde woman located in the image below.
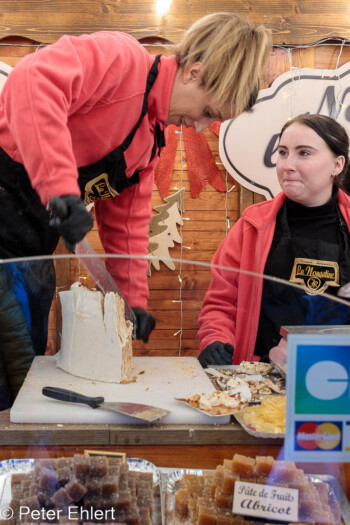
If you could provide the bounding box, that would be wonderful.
[0,13,271,346]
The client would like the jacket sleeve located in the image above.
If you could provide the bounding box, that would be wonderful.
[0,33,138,206]
[197,219,245,351]
[0,272,35,401]
[94,163,155,310]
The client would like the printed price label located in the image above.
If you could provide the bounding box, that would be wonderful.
[233,481,299,522]
[84,450,126,462]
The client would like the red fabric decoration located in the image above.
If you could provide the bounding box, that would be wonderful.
[183,127,226,198]
[154,125,179,198]
[209,121,221,137]
[154,122,225,198]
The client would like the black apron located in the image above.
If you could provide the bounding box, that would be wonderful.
[0,54,164,257]
[0,150,58,354]
[77,55,165,205]
[254,202,350,361]
[0,55,164,353]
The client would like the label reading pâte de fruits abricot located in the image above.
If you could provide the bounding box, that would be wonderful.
[233,481,299,522]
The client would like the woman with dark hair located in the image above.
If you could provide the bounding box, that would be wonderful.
[198,114,350,367]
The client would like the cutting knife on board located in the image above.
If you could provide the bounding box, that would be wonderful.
[75,237,137,338]
[42,387,171,422]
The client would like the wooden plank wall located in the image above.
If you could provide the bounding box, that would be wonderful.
[0,16,350,357]
[1,1,350,45]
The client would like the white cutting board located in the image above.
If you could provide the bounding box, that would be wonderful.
[10,356,230,425]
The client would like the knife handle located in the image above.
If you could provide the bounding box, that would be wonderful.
[42,387,104,409]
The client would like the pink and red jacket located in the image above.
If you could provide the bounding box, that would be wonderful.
[198,190,350,363]
[0,31,178,309]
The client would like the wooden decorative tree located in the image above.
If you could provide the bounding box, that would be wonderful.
[148,188,185,274]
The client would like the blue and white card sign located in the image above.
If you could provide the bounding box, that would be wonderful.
[285,334,350,462]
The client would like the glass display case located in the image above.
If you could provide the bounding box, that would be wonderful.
[0,253,348,524]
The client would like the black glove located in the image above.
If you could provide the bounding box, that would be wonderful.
[132,307,155,343]
[198,341,234,368]
[48,195,94,251]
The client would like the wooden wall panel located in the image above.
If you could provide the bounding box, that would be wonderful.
[0,1,350,45]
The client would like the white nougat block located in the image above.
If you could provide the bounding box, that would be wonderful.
[57,282,134,383]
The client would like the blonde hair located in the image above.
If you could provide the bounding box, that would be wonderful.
[173,13,271,116]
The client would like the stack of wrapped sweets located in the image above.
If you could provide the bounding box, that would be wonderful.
[5,454,160,524]
[170,453,342,525]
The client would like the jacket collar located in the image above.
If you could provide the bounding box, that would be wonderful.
[147,55,178,126]
[241,188,350,230]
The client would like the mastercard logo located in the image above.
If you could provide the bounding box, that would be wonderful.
[295,422,342,451]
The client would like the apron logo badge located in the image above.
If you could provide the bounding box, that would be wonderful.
[290,258,340,295]
[84,173,119,205]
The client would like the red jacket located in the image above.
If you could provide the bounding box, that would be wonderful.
[198,190,350,364]
[0,32,178,309]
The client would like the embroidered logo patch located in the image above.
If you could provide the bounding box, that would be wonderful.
[84,173,119,204]
[289,258,340,295]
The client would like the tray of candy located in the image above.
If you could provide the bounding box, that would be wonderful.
[234,410,285,439]
[0,456,162,524]
[233,394,286,438]
[215,362,276,375]
[205,365,286,403]
[175,392,249,417]
[162,467,350,525]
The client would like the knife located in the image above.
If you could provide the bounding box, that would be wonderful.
[48,199,137,338]
[42,387,171,422]
[75,237,137,338]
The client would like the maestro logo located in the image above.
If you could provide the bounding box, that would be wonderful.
[294,421,342,451]
[295,345,350,414]
[219,61,350,200]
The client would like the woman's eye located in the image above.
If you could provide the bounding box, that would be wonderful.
[300,150,310,156]
[278,150,287,157]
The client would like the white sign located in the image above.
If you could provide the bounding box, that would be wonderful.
[233,481,299,522]
[285,334,350,462]
[0,61,12,92]
[219,61,350,200]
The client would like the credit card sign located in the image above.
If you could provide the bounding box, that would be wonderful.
[285,334,350,461]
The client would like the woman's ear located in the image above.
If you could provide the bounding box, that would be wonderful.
[333,155,345,176]
[183,62,203,84]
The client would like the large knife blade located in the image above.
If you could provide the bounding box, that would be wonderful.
[42,387,171,422]
[75,237,137,338]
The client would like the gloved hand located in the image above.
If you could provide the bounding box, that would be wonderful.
[198,341,234,368]
[132,307,155,343]
[48,195,94,251]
